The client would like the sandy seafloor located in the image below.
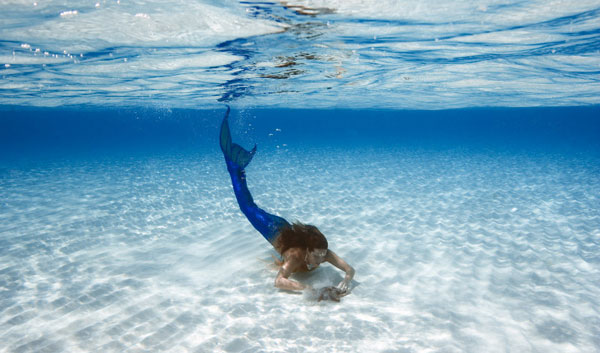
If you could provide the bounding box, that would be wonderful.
[1,107,600,353]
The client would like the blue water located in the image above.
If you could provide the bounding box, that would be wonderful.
[1,106,600,352]
[1,0,600,352]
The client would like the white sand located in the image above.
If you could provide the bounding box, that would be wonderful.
[0,146,599,352]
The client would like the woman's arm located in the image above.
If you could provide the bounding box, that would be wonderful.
[274,256,309,291]
[325,250,355,292]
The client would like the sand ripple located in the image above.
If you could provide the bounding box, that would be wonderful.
[0,148,599,352]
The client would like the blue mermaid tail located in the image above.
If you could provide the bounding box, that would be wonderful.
[219,106,256,169]
[220,106,290,244]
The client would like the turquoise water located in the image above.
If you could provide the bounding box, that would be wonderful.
[1,1,600,352]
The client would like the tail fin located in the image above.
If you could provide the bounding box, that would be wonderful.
[219,105,257,169]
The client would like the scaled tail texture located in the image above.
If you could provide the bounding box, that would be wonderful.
[219,105,257,169]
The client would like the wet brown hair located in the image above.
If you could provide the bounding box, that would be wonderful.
[274,222,328,255]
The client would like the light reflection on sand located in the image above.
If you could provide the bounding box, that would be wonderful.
[0,148,599,352]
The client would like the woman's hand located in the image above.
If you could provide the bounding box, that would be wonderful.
[337,279,350,293]
[326,250,355,294]
[337,269,354,294]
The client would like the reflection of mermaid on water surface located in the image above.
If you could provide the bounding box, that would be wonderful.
[220,106,354,300]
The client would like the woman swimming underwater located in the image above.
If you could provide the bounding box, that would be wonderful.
[219,107,355,298]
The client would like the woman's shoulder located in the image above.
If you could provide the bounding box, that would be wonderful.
[283,247,305,260]
[281,247,310,272]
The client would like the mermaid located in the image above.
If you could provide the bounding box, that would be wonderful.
[220,106,355,298]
